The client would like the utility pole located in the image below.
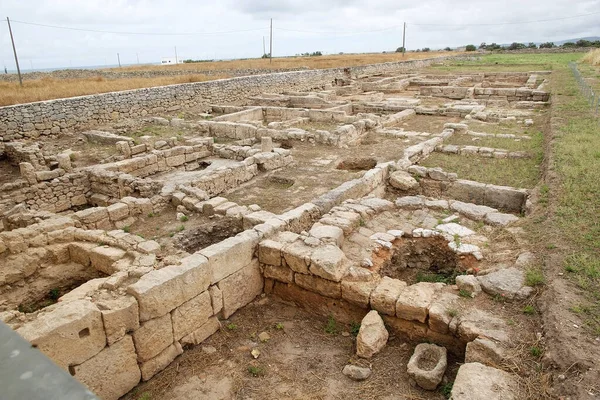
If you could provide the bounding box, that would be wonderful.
[117,53,121,67]
[29,60,33,71]
[6,17,22,86]
[269,18,273,64]
[402,22,406,57]
[174,46,178,64]
[136,53,140,64]
[263,36,266,57]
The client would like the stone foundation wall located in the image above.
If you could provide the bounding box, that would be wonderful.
[0,56,464,141]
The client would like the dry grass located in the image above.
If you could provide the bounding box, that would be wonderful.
[112,51,463,73]
[0,74,228,107]
[0,51,460,106]
[582,49,600,66]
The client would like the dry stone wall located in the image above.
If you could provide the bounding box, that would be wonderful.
[0,56,464,141]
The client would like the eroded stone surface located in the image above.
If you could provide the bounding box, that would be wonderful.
[451,362,517,399]
[356,310,388,358]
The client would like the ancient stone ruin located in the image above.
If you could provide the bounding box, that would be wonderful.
[0,58,549,399]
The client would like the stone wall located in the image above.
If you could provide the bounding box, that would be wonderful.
[0,56,464,141]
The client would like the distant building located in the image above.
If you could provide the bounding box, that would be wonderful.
[160,57,183,65]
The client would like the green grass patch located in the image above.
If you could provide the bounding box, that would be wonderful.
[525,268,545,287]
[416,270,464,285]
[419,152,541,188]
[446,130,542,153]
[324,315,338,335]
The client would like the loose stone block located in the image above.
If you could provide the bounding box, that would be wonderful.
[370,277,407,316]
[67,242,97,266]
[356,310,388,358]
[456,275,481,297]
[218,259,263,318]
[127,256,211,321]
[465,338,506,367]
[17,300,107,370]
[98,296,140,345]
[396,282,444,323]
[477,267,533,300]
[261,136,274,152]
[451,362,517,400]
[132,313,174,362]
[73,335,141,400]
[140,342,183,381]
[171,291,213,341]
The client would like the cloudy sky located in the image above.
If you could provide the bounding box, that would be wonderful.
[0,0,599,70]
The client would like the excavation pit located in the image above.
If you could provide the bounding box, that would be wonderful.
[175,218,243,253]
[336,157,377,171]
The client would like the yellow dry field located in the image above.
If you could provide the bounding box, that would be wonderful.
[0,51,462,106]
[582,48,600,66]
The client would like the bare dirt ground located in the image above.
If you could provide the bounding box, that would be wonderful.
[122,297,460,400]
[225,134,426,213]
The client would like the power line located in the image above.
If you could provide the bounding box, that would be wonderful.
[409,10,600,27]
[5,19,268,36]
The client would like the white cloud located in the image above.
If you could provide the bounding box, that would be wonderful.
[0,0,598,70]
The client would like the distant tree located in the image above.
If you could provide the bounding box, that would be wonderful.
[483,42,502,51]
[396,47,405,53]
[527,42,537,49]
[593,41,600,48]
[576,39,591,47]
[444,47,452,51]
[507,42,526,50]
[422,47,431,52]
[562,42,576,48]
[479,42,487,49]
[539,42,555,49]
[465,44,477,51]
[261,53,271,58]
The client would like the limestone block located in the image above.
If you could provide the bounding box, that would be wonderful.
[137,240,161,254]
[484,184,527,212]
[58,277,107,303]
[309,244,349,282]
[407,343,447,390]
[341,279,380,308]
[258,239,283,266]
[132,313,173,362]
[455,309,508,342]
[200,196,228,215]
[450,201,496,221]
[428,292,459,334]
[171,291,213,341]
[264,264,295,283]
[295,273,341,298]
[370,277,407,316]
[396,282,444,323]
[261,137,274,152]
[180,316,221,346]
[17,300,106,370]
[451,362,517,400]
[98,296,140,345]
[465,338,506,367]
[282,240,313,274]
[218,259,263,318]
[19,162,37,184]
[140,342,183,381]
[389,170,419,190]
[75,207,109,225]
[35,169,62,181]
[309,224,344,247]
[477,267,533,300]
[209,285,223,315]
[356,310,388,358]
[243,210,278,230]
[447,180,486,205]
[127,255,210,321]
[107,203,130,222]
[200,230,259,284]
[456,275,481,298]
[73,335,141,400]
[89,246,126,274]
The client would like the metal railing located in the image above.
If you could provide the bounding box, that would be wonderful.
[569,62,600,116]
